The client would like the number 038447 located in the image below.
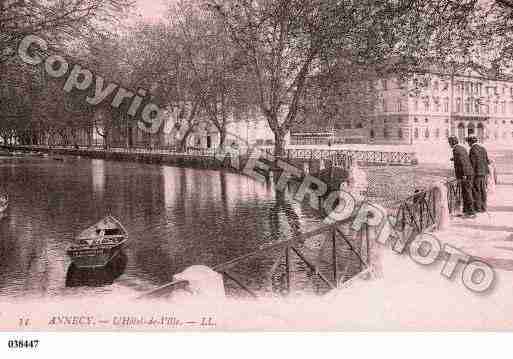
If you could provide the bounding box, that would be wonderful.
[8,339,39,349]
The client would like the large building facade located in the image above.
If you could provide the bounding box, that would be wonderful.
[290,66,513,146]
[373,67,513,144]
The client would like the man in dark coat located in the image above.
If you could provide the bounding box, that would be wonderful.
[468,136,490,212]
[448,136,475,217]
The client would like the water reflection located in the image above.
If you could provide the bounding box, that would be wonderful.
[0,157,323,298]
[65,252,128,288]
[91,159,105,197]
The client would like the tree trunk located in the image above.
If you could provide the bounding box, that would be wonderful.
[104,132,110,150]
[273,130,286,158]
[87,127,92,147]
[70,129,78,148]
[179,128,194,152]
[218,128,226,150]
[48,131,56,147]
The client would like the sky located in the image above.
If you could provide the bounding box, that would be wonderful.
[135,0,168,21]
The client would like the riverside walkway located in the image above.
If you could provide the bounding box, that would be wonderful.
[1,144,415,168]
[435,184,513,271]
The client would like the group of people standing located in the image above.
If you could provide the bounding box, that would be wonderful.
[448,135,492,218]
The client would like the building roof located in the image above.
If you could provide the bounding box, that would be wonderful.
[377,55,513,82]
[404,61,513,82]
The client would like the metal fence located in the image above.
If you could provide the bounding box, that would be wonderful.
[446,179,463,215]
[140,217,370,299]
[393,177,465,235]
[137,178,466,300]
[394,187,438,234]
[271,148,416,166]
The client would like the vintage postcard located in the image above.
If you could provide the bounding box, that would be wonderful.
[1,0,513,335]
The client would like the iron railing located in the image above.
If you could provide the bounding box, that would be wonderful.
[139,217,370,299]
[394,188,438,234]
[446,179,462,215]
[393,177,465,236]
[267,148,416,166]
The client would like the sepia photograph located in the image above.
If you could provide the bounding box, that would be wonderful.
[2,0,513,342]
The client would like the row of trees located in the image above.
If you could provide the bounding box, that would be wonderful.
[3,0,513,154]
[0,0,135,146]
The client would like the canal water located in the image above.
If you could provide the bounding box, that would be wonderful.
[0,155,327,299]
[0,154,452,300]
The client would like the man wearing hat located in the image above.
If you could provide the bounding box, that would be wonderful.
[448,136,475,217]
[468,136,490,213]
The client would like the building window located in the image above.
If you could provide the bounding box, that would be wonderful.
[414,117,418,123]
[424,98,430,111]
[414,99,418,112]
[425,118,429,123]
[434,97,440,112]
[433,80,439,91]
[443,98,449,112]
[414,128,419,139]
[398,128,403,139]
[456,98,462,113]
[445,118,449,123]
[502,101,507,114]
[435,128,440,138]
[384,127,389,139]
[475,100,480,114]
[465,101,470,113]
[445,129,450,138]
[425,128,430,138]
[503,120,506,124]
[382,79,388,90]
[397,99,402,112]
[370,129,375,139]
[494,101,498,113]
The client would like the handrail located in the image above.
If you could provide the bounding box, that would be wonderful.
[137,280,191,299]
[138,214,369,299]
[212,216,355,273]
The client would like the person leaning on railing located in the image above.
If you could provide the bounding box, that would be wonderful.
[467,136,491,213]
[448,136,476,218]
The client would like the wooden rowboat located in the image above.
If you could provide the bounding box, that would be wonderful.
[66,216,128,269]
